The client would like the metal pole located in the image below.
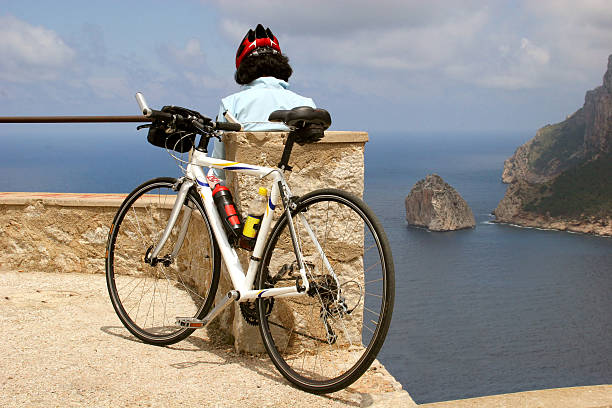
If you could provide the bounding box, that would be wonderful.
[0,115,150,123]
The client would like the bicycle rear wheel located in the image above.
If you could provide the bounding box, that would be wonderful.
[257,189,394,393]
[106,177,220,345]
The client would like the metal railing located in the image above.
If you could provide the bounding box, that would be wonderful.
[0,115,149,123]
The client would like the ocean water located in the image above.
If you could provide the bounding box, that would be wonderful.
[1,129,611,403]
[365,132,612,403]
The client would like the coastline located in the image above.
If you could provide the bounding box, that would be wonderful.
[493,212,612,237]
[493,180,611,238]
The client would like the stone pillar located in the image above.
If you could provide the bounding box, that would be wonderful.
[212,131,369,353]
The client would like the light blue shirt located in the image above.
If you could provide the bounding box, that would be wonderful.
[211,76,315,179]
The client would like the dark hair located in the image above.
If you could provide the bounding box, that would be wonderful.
[234,53,293,85]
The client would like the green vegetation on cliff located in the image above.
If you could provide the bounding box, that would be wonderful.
[497,55,611,232]
[523,153,612,217]
[527,108,585,174]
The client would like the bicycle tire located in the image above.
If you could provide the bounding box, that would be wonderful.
[257,188,394,393]
[106,177,220,345]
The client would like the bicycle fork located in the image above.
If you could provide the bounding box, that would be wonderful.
[141,178,238,329]
[145,178,194,265]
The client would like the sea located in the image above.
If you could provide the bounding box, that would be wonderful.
[1,126,611,404]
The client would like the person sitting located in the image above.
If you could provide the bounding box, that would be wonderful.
[211,24,315,181]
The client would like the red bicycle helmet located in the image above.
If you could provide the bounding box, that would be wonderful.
[235,24,282,69]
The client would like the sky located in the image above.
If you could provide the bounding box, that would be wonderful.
[1,0,612,134]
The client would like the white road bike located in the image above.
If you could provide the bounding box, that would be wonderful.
[105,93,394,394]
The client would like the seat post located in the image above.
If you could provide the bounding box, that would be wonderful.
[277,133,296,171]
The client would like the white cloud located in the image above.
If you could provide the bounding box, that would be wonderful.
[0,15,75,82]
[216,1,487,69]
[213,0,484,38]
[446,37,551,90]
[211,0,612,94]
[524,0,612,75]
[519,38,550,66]
[211,2,570,94]
[307,10,488,71]
[158,38,206,68]
[156,39,231,93]
[87,76,131,99]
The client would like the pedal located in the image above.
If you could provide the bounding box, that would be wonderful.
[175,290,239,330]
[176,317,205,328]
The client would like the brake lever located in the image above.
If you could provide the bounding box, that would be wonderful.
[136,124,153,130]
[190,118,207,133]
[191,117,219,138]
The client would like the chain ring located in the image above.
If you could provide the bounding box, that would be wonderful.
[239,302,259,326]
[239,298,274,326]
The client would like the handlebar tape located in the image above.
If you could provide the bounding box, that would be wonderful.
[214,122,242,131]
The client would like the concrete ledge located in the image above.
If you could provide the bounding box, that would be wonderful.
[320,130,369,143]
[419,385,612,408]
[223,130,369,145]
[0,192,127,207]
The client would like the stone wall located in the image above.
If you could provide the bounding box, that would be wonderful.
[220,131,368,351]
[0,131,368,352]
[0,193,123,274]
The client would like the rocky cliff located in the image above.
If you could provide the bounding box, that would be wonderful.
[495,55,612,236]
[503,55,612,184]
[405,174,475,231]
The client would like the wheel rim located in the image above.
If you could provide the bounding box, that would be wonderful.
[259,192,391,388]
[107,181,217,341]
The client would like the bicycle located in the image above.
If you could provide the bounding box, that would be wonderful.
[105,93,394,394]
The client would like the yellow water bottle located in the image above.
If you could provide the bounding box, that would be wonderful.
[239,187,268,251]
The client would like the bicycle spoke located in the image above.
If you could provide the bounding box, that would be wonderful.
[259,190,393,392]
[364,306,380,317]
[107,179,220,345]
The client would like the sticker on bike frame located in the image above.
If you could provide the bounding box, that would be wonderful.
[212,161,261,171]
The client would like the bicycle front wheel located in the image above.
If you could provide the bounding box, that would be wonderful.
[257,189,394,393]
[106,177,220,345]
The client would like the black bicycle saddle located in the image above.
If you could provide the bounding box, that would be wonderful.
[268,106,331,129]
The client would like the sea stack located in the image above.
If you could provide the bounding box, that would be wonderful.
[405,174,475,231]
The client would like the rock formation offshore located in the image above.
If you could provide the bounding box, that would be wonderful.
[495,55,612,236]
[405,174,475,231]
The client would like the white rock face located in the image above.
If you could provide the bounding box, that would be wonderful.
[405,174,475,231]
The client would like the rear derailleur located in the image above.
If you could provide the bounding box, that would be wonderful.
[306,274,351,345]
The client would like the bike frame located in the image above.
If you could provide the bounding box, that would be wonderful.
[150,146,336,303]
